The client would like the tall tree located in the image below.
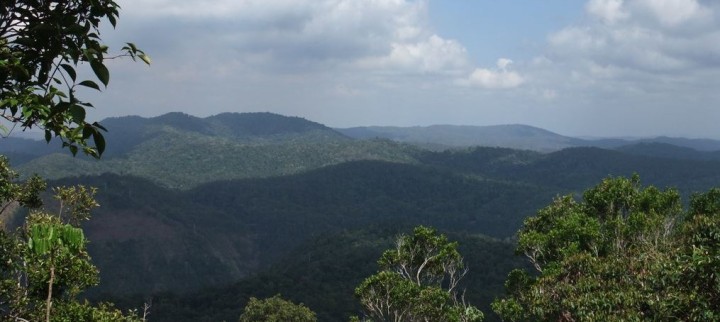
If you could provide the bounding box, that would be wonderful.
[1,1,148,320]
[353,226,484,322]
[492,175,720,321]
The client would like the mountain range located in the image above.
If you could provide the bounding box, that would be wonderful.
[2,112,720,321]
[337,124,720,152]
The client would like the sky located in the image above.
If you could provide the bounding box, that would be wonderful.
[84,0,720,139]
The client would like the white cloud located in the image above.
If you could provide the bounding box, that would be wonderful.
[123,0,309,18]
[462,59,525,89]
[119,0,474,78]
[546,0,719,75]
[517,0,720,137]
[635,0,709,27]
[356,35,469,74]
[497,58,513,70]
[586,0,629,24]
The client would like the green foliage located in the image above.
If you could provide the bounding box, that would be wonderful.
[238,295,317,322]
[493,176,720,321]
[53,185,99,225]
[0,0,148,157]
[354,226,483,322]
[50,301,142,322]
[378,226,464,288]
[0,155,46,216]
[0,158,139,321]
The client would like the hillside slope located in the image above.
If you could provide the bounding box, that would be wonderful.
[338,125,720,153]
[14,113,420,188]
[62,160,552,297]
[54,145,720,299]
[338,124,584,152]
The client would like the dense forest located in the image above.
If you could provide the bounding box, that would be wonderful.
[2,1,719,321]
[2,112,720,321]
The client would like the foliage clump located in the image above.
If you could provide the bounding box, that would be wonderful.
[1,0,148,157]
[353,226,484,322]
[0,156,142,321]
[493,175,720,321]
[238,294,317,322]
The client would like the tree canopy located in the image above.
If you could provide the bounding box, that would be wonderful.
[1,0,148,156]
[492,175,720,321]
[238,295,317,322]
[354,226,484,322]
[0,156,143,321]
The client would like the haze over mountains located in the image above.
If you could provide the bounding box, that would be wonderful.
[4,112,720,178]
[338,124,720,153]
[3,112,720,321]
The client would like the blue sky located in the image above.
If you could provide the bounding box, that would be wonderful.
[86,0,720,139]
[428,2,585,65]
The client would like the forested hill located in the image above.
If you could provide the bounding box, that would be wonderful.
[70,148,720,321]
[337,124,720,152]
[6,112,720,190]
[337,124,584,151]
[49,149,720,301]
[3,112,720,321]
[10,112,421,188]
[98,112,347,157]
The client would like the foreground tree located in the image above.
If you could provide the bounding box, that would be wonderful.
[1,0,149,156]
[492,175,720,321]
[0,158,141,321]
[1,0,149,320]
[353,226,483,322]
[238,295,317,322]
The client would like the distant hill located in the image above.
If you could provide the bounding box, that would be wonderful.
[5,114,720,188]
[337,124,585,152]
[641,136,720,152]
[98,112,347,157]
[614,142,720,161]
[9,112,420,188]
[337,125,720,153]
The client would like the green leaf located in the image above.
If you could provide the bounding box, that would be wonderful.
[69,105,86,123]
[78,80,101,91]
[92,130,106,156]
[60,63,77,81]
[90,60,110,87]
[139,53,152,65]
[92,122,107,132]
[83,125,93,139]
[126,42,138,52]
